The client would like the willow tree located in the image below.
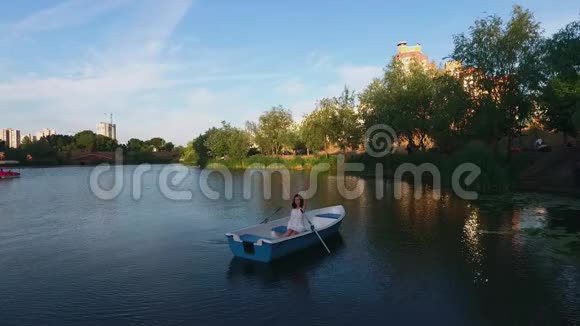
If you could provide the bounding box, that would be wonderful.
[181,141,199,164]
[451,5,543,160]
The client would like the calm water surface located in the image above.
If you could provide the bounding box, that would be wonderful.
[0,166,579,325]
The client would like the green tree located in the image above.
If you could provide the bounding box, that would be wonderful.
[573,109,580,131]
[95,135,117,151]
[300,106,331,155]
[127,138,144,152]
[45,135,74,152]
[451,5,544,160]
[431,74,474,152]
[181,141,198,164]
[205,121,250,161]
[192,128,217,167]
[163,142,175,152]
[145,137,166,151]
[246,106,295,155]
[287,129,306,154]
[302,86,362,154]
[328,87,363,151]
[360,60,439,151]
[24,139,55,160]
[540,19,580,143]
[74,130,97,151]
[21,136,32,147]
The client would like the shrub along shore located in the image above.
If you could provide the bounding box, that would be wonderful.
[195,141,565,196]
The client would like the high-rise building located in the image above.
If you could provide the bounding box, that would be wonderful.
[0,129,7,147]
[394,41,434,70]
[443,60,486,98]
[97,122,116,140]
[0,128,21,148]
[35,128,56,140]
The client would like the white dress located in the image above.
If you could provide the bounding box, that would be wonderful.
[287,208,307,232]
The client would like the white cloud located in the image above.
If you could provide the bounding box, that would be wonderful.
[288,99,317,121]
[307,50,332,70]
[0,63,174,101]
[286,63,383,122]
[121,86,263,145]
[275,79,305,95]
[337,64,383,92]
[0,0,199,144]
[3,0,133,37]
[0,1,384,145]
[118,108,223,145]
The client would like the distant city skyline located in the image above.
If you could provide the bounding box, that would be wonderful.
[0,0,577,145]
[0,128,21,148]
[97,122,117,141]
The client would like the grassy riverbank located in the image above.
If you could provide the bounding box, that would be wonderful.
[205,154,337,170]
[349,143,538,194]
[201,142,562,195]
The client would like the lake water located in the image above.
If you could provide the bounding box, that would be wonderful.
[1,166,579,325]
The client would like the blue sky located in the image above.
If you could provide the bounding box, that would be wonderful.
[0,0,577,145]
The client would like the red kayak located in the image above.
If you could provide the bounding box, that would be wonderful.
[0,170,20,179]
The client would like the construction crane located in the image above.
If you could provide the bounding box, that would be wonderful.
[104,113,113,125]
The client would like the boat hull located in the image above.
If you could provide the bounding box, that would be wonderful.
[226,220,343,263]
[0,175,20,179]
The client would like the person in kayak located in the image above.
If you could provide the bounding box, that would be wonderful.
[281,194,307,237]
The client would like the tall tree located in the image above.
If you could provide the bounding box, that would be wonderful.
[163,142,175,152]
[21,136,32,147]
[205,121,251,161]
[45,134,74,152]
[303,86,362,153]
[573,109,580,131]
[360,59,439,151]
[451,5,544,160]
[23,139,56,160]
[127,138,144,152]
[74,130,97,151]
[431,74,474,152]
[146,137,166,151]
[540,19,580,143]
[193,128,216,167]
[329,87,363,151]
[95,135,117,151]
[181,141,198,164]
[246,106,295,155]
[300,108,329,154]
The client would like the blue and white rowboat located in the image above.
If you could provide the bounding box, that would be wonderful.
[225,205,345,263]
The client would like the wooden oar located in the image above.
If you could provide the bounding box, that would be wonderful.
[296,179,331,254]
[259,207,283,224]
[304,215,331,254]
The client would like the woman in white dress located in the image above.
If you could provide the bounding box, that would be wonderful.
[280,194,307,237]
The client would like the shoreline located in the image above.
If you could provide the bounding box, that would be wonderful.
[5,156,578,198]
